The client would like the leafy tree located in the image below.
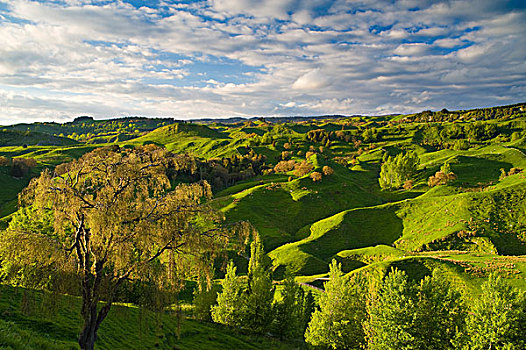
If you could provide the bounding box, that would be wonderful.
[379,151,419,190]
[366,269,466,350]
[193,274,219,322]
[412,272,466,350]
[273,271,306,339]
[422,125,442,148]
[464,274,525,349]
[241,238,275,334]
[211,261,243,327]
[362,128,380,143]
[305,260,366,349]
[0,146,241,350]
[310,171,322,182]
[322,165,334,176]
[364,268,416,350]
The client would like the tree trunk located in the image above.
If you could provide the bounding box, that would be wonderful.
[78,303,99,350]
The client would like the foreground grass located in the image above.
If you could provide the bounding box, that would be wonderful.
[0,284,301,350]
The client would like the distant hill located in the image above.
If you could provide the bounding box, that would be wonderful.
[0,129,79,146]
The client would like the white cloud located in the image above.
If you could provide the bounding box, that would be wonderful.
[0,0,524,124]
[292,69,331,90]
[393,43,430,56]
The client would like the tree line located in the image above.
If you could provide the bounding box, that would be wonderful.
[203,253,526,349]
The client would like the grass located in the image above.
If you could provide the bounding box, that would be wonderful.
[219,159,384,251]
[0,284,302,350]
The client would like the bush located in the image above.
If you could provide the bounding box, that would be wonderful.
[0,156,9,166]
[310,172,322,182]
[428,170,457,187]
[10,158,37,178]
[511,131,522,141]
[294,161,314,177]
[322,166,334,176]
[453,139,470,150]
[274,160,296,173]
[281,151,292,160]
[305,151,316,159]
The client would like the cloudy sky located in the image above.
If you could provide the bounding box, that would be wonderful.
[0,0,525,124]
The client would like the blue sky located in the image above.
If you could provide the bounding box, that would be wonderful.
[0,0,524,124]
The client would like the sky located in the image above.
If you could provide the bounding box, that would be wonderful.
[0,0,525,124]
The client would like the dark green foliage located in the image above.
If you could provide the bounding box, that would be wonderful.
[193,276,220,322]
[362,128,380,143]
[304,260,367,349]
[365,269,464,350]
[272,271,306,340]
[464,274,525,349]
[211,261,243,327]
[241,238,275,334]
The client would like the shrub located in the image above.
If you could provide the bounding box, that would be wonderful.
[294,161,314,177]
[310,172,322,182]
[428,170,457,187]
[403,179,414,190]
[281,151,292,160]
[453,139,470,150]
[274,160,296,173]
[0,156,9,166]
[511,131,522,141]
[322,166,334,176]
[10,158,37,178]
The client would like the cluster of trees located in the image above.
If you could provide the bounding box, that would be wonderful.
[0,156,37,177]
[306,128,378,147]
[305,261,526,349]
[104,148,267,191]
[362,127,381,143]
[379,151,420,190]
[422,122,498,150]
[202,239,314,339]
[0,146,251,350]
[407,103,526,123]
[4,117,174,142]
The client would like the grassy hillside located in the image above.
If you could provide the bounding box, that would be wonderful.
[127,123,238,159]
[0,284,300,350]
[0,130,79,147]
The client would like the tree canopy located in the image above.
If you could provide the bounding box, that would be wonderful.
[0,145,248,350]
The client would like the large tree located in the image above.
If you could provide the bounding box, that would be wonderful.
[464,274,525,349]
[304,260,367,349]
[0,146,246,350]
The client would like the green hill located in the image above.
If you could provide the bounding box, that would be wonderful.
[127,123,237,158]
[0,130,79,147]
